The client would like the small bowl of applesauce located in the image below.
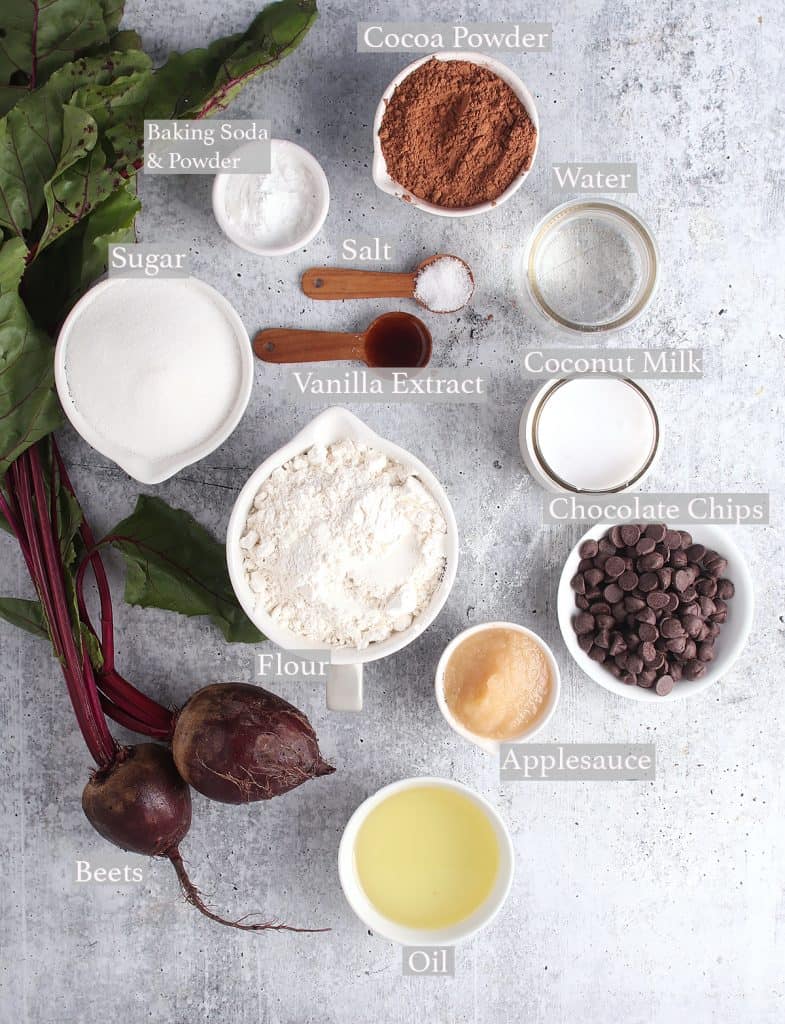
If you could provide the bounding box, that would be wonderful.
[435,622,561,754]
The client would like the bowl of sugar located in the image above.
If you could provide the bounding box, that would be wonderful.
[54,277,253,484]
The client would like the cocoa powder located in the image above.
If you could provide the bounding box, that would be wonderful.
[379,58,537,209]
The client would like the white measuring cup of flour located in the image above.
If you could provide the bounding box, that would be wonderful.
[226,408,459,711]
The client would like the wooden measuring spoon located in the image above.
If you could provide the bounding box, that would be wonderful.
[253,311,432,368]
[301,254,474,313]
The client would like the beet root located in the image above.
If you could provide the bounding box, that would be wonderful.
[172,683,335,804]
[82,742,191,855]
[83,743,323,933]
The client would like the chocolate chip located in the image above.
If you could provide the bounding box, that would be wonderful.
[638,622,659,643]
[647,591,670,611]
[682,614,703,638]
[685,544,706,563]
[594,629,611,649]
[641,641,658,664]
[637,674,655,688]
[598,538,617,555]
[589,645,607,663]
[700,593,720,614]
[664,529,682,549]
[574,613,595,635]
[683,660,706,680]
[626,654,644,674]
[638,572,659,593]
[696,577,717,597]
[620,525,642,546]
[661,617,684,638]
[645,524,667,543]
[635,536,656,556]
[576,595,589,610]
[665,635,687,655]
[704,554,728,578]
[638,551,665,571]
[610,525,625,548]
[609,633,626,657]
[624,595,647,612]
[579,539,599,559]
[697,641,715,662]
[589,602,611,616]
[635,607,657,626]
[604,556,626,579]
[673,569,693,592]
[584,568,605,588]
[670,549,688,568]
[716,579,735,600]
[603,583,624,603]
[570,573,586,595]
[655,674,674,696]
[657,567,673,589]
[666,593,680,613]
[678,530,693,549]
[619,571,639,592]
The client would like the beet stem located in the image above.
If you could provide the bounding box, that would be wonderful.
[53,441,174,735]
[98,692,172,740]
[167,849,329,934]
[24,447,116,767]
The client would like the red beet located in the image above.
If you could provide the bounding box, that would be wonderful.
[83,743,191,855]
[83,743,322,932]
[172,683,335,804]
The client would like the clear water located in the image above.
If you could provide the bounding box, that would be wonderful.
[534,212,644,327]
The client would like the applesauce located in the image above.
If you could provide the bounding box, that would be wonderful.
[443,627,552,740]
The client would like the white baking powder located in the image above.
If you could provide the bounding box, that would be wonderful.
[240,440,448,649]
[223,144,322,250]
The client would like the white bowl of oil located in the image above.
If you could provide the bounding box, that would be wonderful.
[338,777,514,945]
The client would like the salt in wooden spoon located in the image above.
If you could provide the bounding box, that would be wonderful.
[301,254,474,313]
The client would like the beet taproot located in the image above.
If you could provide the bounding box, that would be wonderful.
[172,683,335,804]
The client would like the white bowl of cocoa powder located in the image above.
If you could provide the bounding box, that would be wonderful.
[373,51,539,217]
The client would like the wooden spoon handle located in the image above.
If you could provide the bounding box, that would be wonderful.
[301,267,415,300]
[253,328,366,364]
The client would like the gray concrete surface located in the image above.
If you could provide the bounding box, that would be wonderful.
[1,1,784,1021]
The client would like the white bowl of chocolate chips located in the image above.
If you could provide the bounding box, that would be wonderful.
[557,523,753,701]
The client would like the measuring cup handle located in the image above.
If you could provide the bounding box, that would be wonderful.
[326,663,363,711]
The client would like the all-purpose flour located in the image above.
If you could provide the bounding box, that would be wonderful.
[240,440,448,649]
